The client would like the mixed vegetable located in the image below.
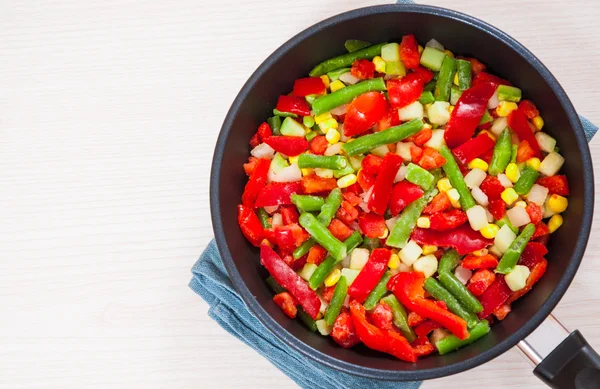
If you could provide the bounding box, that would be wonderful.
[238,36,569,361]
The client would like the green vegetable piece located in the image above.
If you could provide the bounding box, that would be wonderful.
[345,39,371,53]
[303,116,315,128]
[297,309,318,332]
[308,232,363,289]
[268,116,282,136]
[293,238,316,260]
[510,144,518,164]
[381,43,400,62]
[497,85,522,102]
[438,271,484,313]
[489,128,512,176]
[381,295,416,342]
[424,277,479,328]
[266,276,285,294]
[434,55,456,102]
[424,80,437,92]
[387,188,439,248]
[298,154,347,170]
[435,320,490,355]
[299,213,347,261]
[324,276,348,326]
[439,146,477,210]
[305,131,318,141]
[514,165,539,195]
[363,272,392,310]
[280,117,306,137]
[420,47,446,71]
[343,119,423,156]
[496,223,536,274]
[305,94,319,105]
[419,91,435,105]
[292,194,325,212]
[450,86,463,106]
[456,59,472,91]
[405,163,435,190]
[385,61,406,76]
[333,165,355,179]
[317,188,343,226]
[310,43,388,77]
[270,153,289,174]
[362,236,381,250]
[256,208,271,229]
[497,216,518,234]
[326,67,351,81]
[273,108,298,118]
[438,249,461,274]
[479,110,493,125]
[312,78,387,116]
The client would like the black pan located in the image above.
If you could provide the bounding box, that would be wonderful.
[210,4,598,388]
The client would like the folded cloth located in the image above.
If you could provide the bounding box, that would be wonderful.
[190,3,598,386]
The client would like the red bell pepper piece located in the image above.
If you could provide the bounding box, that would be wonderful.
[479,175,504,200]
[322,285,336,303]
[242,158,271,207]
[275,95,311,116]
[300,175,337,194]
[255,181,303,208]
[238,205,265,246]
[429,209,468,231]
[508,108,542,159]
[306,244,328,265]
[249,133,261,148]
[452,133,496,165]
[422,192,451,215]
[418,147,446,170]
[467,269,496,296]
[412,337,437,357]
[347,248,391,303]
[472,72,511,88]
[260,245,322,319]
[266,224,310,252]
[519,100,539,119]
[400,34,420,69]
[387,73,425,109]
[357,169,376,191]
[328,218,354,241]
[518,242,548,269]
[273,292,298,319]
[488,198,506,220]
[414,320,441,338]
[412,66,435,83]
[293,77,326,97]
[351,59,376,80]
[461,254,499,270]
[525,203,543,224]
[537,175,570,196]
[378,106,401,131]
[368,153,403,215]
[343,191,362,206]
[516,140,536,163]
[477,275,512,319]
[349,300,417,362]
[361,154,384,175]
[343,92,388,137]
[257,122,273,141]
[507,258,548,304]
[444,82,497,148]
[388,272,469,340]
[411,224,493,255]
[331,310,361,348]
[410,144,423,162]
[280,205,299,225]
[408,311,426,327]
[309,135,329,155]
[358,212,386,238]
[336,200,359,225]
[532,222,550,240]
[368,303,394,331]
[263,136,308,157]
[243,156,259,176]
[493,304,511,321]
[409,128,433,147]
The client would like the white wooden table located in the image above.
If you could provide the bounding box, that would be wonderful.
[1,0,599,387]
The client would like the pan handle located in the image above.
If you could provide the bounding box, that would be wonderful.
[517,314,600,389]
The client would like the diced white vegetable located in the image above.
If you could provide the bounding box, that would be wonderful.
[488,89,500,110]
[535,132,557,153]
[399,240,423,266]
[464,168,487,189]
[490,116,508,136]
[396,141,414,161]
[425,39,445,51]
[497,173,513,188]
[271,213,283,227]
[394,164,407,183]
[494,224,517,253]
[325,143,343,156]
[316,319,332,336]
[361,186,374,203]
[341,268,361,285]
[539,152,565,177]
[318,295,329,314]
[315,168,334,178]
[486,209,494,223]
[427,102,451,125]
[331,104,348,116]
[264,205,279,214]
[397,263,412,272]
[507,205,531,227]
[350,248,370,270]
[385,216,399,231]
[424,129,446,150]
[250,143,276,159]
[527,184,549,206]
[349,156,363,170]
[371,144,391,157]
[413,255,438,278]
[455,266,473,285]
[489,245,502,257]
[505,265,531,292]
[339,72,361,85]
[299,263,318,281]
[398,101,424,121]
[269,164,302,183]
[471,187,489,206]
[343,295,350,307]
[431,328,451,345]
[466,205,488,231]
[358,201,370,213]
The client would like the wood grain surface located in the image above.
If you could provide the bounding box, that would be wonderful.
[1,0,598,388]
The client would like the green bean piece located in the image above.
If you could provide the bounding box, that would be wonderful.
[387,188,438,248]
[514,165,539,195]
[298,154,347,170]
[309,43,388,76]
[326,68,351,82]
[438,272,483,313]
[343,119,423,156]
[497,85,522,102]
[510,144,518,164]
[312,78,387,116]
[405,163,435,190]
[439,145,477,210]
[297,309,318,332]
[256,208,271,229]
[291,194,325,212]
[273,108,298,118]
[293,238,315,260]
[438,249,461,274]
[345,39,371,53]
[497,216,518,234]
[456,59,472,91]
[450,86,463,106]
[419,91,435,105]
[299,213,346,261]
[363,272,392,310]
[381,295,416,342]
[324,276,348,326]
[317,188,343,226]
[425,278,479,328]
[362,236,381,250]
[479,110,493,125]
[266,276,285,294]
[434,56,456,102]
[488,128,512,176]
[424,80,437,92]
[305,131,318,141]
[342,231,364,254]
[268,116,282,136]
[496,223,536,274]
[308,232,363,289]
[435,320,490,355]
[333,165,355,179]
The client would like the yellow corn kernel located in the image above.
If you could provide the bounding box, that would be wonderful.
[288,155,299,165]
[447,188,461,208]
[337,173,357,188]
[315,168,334,178]
[324,268,341,287]
[532,116,544,131]
[548,194,568,213]
[453,73,459,86]
[301,168,314,176]
[325,128,341,144]
[437,177,453,193]
[480,224,500,239]
[471,248,488,256]
[444,50,454,58]
[319,118,339,132]
[388,253,401,269]
[422,122,433,130]
[515,201,527,208]
[548,214,563,233]
[315,112,333,125]
[448,105,455,114]
[479,130,496,141]
[468,158,489,172]
[501,188,519,205]
[422,245,438,255]
[320,75,330,89]
[496,101,518,117]
[418,45,424,54]
[261,239,273,248]
[379,228,389,239]
[372,56,386,73]
[505,163,521,183]
[330,79,346,92]
[526,157,541,171]
[417,216,431,228]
